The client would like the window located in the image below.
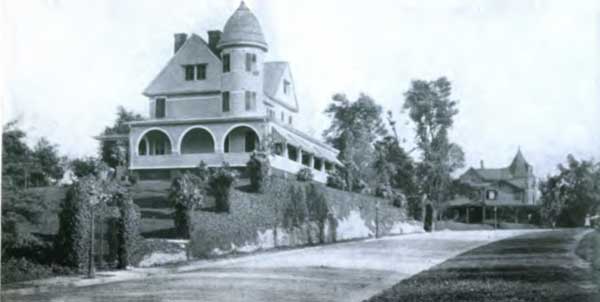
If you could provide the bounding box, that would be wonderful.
[155,98,166,118]
[267,108,275,119]
[195,64,207,80]
[222,54,230,72]
[486,190,497,200]
[288,115,292,125]
[245,91,256,111]
[280,111,284,122]
[245,53,257,72]
[283,80,291,94]
[222,92,230,112]
[184,65,195,81]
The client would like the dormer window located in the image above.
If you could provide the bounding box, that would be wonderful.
[245,53,257,72]
[184,64,207,81]
[223,54,230,72]
[283,80,291,95]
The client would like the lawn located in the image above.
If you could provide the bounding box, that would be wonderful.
[366,229,599,302]
[23,181,176,239]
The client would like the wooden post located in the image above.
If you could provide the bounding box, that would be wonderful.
[466,207,470,224]
[494,207,498,229]
[482,205,486,223]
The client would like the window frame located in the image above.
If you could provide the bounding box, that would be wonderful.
[155,98,166,119]
[195,64,207,80]
[222,92,230,112]
[184,65,195,81]
[222,54,231,73]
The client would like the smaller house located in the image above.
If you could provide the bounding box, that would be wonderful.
[444,149,539,225]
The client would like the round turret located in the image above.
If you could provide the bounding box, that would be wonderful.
[218,1,268,51]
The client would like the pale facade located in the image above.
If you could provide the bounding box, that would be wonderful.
[127,2,341,182]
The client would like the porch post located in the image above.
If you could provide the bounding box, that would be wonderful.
[309,154,315,169]
[466,207,470,224]
[494,206,498,229]
[283,143,289,159]
[515,207,519,223]
[482,205,486,222]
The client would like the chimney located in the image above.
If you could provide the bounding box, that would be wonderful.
[480,160,485,169]
[174,33,188,54]
[208,30,222,56]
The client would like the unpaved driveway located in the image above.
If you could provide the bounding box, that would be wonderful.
[2,230,537,302]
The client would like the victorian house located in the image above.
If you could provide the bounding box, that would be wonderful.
[118,2,340,183]
[444,149,539,225]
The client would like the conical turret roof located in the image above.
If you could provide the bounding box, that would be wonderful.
[218,2,268,51]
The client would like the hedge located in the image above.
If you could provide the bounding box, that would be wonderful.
[189,177,412,258]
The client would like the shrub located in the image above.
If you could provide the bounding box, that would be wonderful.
[208,163,237,213]
[326,168,346,190]
[1,257,77,284]
[169,172,206,238]
[296,168,314,182]
[246,152,270,193]
[54,177,97,270]
[114,191,141,268]
[305,184,330,244]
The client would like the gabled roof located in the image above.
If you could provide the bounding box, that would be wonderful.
[472,168,513,181]
[263,61,299,112]
[143,34,221,97]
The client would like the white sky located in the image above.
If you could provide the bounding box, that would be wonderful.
[2,0,599,178]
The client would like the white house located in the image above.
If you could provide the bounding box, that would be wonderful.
[123,2,341,183]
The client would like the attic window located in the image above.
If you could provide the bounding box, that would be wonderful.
[183,64,207,81]
[184,65,195,81]
[195,64,207,80]
[283,80,291,95]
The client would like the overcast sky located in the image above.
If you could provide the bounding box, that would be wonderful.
[2,0,599,178]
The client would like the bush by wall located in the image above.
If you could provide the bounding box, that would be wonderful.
[296,168,314,182]
[114,192,142,268]
[169,172,206,238]
[246,152,270,193]
[208,164,237,213]
[190,177,421,258]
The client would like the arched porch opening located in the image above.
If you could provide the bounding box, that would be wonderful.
[180,127,215,154]
[223,126,259,153]
[138,129,172,156]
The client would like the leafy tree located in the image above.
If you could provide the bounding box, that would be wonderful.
[70,157,104,178]
[99,106,144,168]
[403,77,465,210]
[539,155,600,227]
[323,93,387,192]
[283,185,308,245]
[169,172,206,238]
[31,138,64,185]
[326,167,347,191]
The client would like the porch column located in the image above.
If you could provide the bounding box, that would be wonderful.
[309,155,315,169]
[283,143,289,159]
[466,207,470,224]
[482,205,486,222]
[297,148,302,162]
[494,207,498,229]
[515,208,519,223]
